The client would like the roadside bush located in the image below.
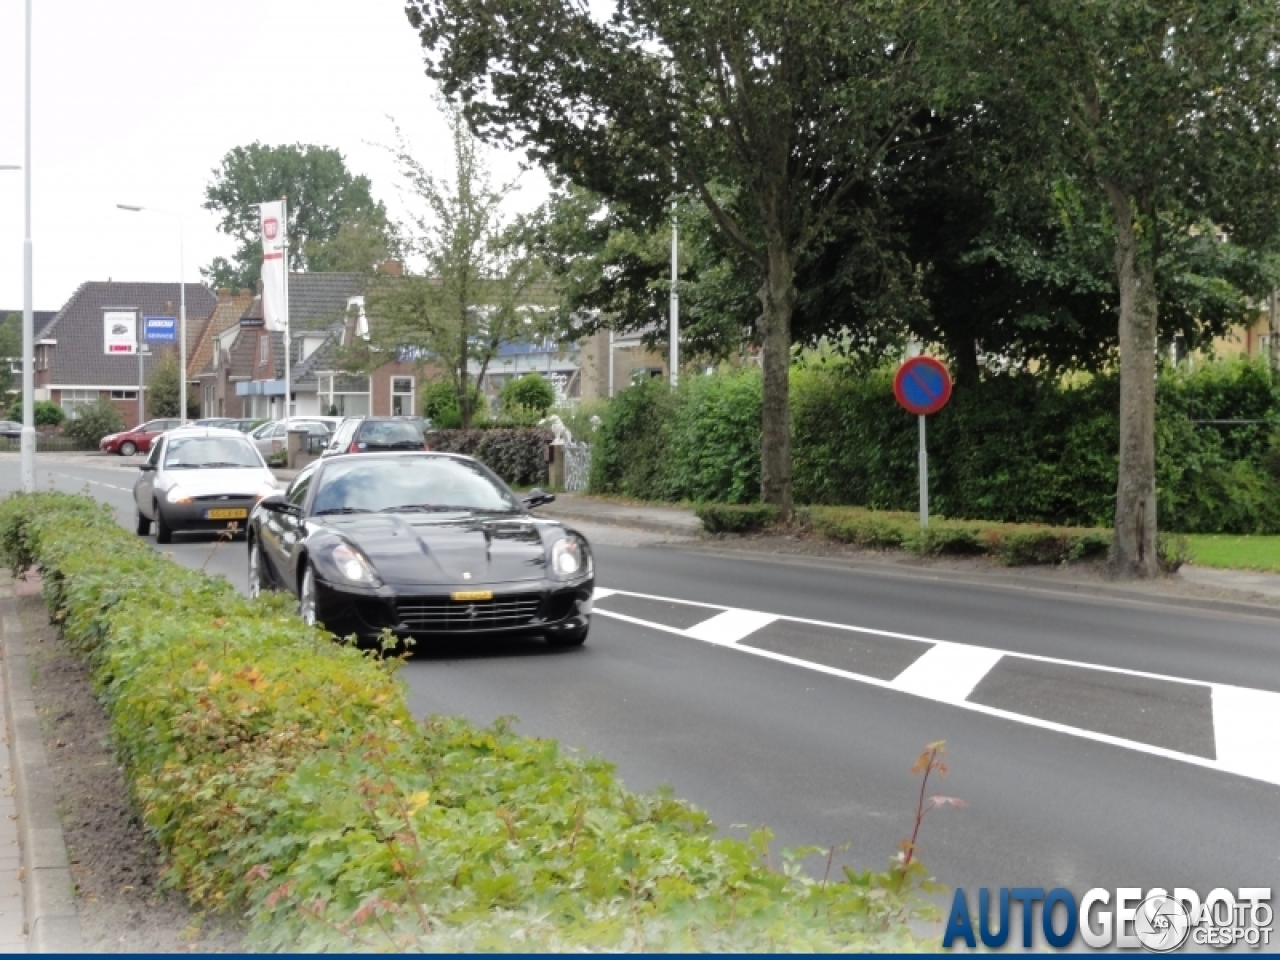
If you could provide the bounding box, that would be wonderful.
[0,492,936,951]
[421,378,487,429]
[6,399,65,427]
[500,374,555,417]
[799,506,1111,565]
[594,356,1280,533]
[696,502,779,534]
[61,400,124,447]
[428,427,551,486]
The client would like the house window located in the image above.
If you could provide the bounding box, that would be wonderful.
[391,376,414,416]
[259,334,270,366]
[110,390,137,400]
[324,373,371,417]
[60,389,99,419]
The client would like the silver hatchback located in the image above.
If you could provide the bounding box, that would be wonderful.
[133,426,279,543]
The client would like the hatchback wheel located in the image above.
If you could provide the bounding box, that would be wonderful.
[119,440,137,457]
[135,508,151,537]
[248,538,265,599]
[155,505,173,544]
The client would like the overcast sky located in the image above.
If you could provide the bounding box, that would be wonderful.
[0,0,546,312]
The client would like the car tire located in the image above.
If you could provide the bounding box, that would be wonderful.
[298,563,318,626]
[135,508,151,537]
[546,623,589,648]
[119,441,137,457]
[248,537,266,599]
[155,506,173,544]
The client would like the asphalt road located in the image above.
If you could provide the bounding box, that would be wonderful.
[5,452,1278,922]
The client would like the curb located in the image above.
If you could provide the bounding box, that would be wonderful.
[0,591,85,953]
[535,507,701,539]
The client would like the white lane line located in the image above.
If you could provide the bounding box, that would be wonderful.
[685,608,778,646]
[593,587,1280,788]
[1211,684,1280,784]
[891,644,1004,703]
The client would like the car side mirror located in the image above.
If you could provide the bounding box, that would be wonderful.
[138,462,155,472]
[522,488,556,509]
[258,493,292,512]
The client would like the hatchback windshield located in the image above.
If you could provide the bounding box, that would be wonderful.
[164,436,264,469]
[311,456,520,515]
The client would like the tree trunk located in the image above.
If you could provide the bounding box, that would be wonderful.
[1269,288,1280,374]
[758,243,796,520]
[1106,185,1159,578]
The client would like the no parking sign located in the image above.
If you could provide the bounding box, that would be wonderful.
[893,356,953,528]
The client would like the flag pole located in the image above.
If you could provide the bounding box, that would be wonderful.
[281,195,291,419]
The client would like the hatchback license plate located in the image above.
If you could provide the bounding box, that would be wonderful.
[204,508,248,520]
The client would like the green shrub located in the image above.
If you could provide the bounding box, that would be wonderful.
[0,492,935,951]
[589,376,675,499]
[500,374,555,416]
[61,399,124,446]
[421,378,487,428]
[696,502,779,533]
[428,428,551,486]
[6,399,65,427]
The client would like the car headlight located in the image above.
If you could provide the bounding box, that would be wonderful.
[551,536,591,579]
[330,542,380,584]
[254,481,277,501]
[166,485,193,505]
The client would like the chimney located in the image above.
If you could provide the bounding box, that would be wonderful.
[376,259,404,278]
[218,287,232,301]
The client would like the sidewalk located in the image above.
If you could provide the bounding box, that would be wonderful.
[534,494,703,538]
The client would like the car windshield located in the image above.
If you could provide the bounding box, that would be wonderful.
[311,456,520,515]
[164,436,263,469]
[357,422,424,448]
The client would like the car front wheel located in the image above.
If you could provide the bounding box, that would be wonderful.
[298,564,317,626]
[248,538,265,598]
[119,440,137,457]
[135,508,151,536]
[155,505,173,544]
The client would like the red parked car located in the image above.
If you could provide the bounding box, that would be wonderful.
[99,418,183,456]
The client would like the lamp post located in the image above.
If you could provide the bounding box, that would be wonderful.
[116,205,186,421]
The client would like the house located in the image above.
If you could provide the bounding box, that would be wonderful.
[196,269,435,420]
[188,288,255,417]
[32,281,217,425]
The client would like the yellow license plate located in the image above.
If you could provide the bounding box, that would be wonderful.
[451,590,493,602]
[205,508,248,520]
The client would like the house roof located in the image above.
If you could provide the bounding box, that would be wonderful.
[0,309,56,335]
[39,282,217,387]
[187,289,254,380]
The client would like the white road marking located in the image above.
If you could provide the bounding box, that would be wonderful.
[891,643,1005,703]
[594,587,1280,788]
[1211,684,1280,784]
[685,608,778,646]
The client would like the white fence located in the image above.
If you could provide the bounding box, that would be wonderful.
[563,440,591,492]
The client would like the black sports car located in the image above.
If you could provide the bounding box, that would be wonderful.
[246,452,593,647]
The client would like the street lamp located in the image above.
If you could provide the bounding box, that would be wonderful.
[116,204,187,422]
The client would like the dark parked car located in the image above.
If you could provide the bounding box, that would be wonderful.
[246,452,593,647]
[0,421,22,439]
[321,416,430,457]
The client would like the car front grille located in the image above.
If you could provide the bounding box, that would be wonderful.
[395,593,542,632]
[193,494,254,502]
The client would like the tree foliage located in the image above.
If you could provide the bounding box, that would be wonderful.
[355,105,549,428]
[146,352,197,419]
[500,373,555,417]
[202,142,393,289]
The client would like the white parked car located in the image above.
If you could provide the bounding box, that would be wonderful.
[133,426,278,543]
[248,419,334,457]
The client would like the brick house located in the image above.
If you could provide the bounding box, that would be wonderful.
[32,281,216,426]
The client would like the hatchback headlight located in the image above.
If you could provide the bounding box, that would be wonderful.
[254,480,278,501]
[551,537,591,579]
[330,542,380,584]
[166,486,193,505]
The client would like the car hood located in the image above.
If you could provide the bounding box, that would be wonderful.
[315,512,551,586]
[159,467,274,495]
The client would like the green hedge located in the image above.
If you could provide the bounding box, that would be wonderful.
[0,492,935,951]
[592,358,1280,534]
[428,427,551,487]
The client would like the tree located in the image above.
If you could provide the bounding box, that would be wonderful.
[202,143,392,289]
[501,374,555,417]
[409,0,950,518]
[982,0,1280,576]
[0,313,20,397]
[147,352,197,419]
[354,105,549,429]
[62,400,123,447]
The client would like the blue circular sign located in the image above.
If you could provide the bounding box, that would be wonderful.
[893,357,952,416]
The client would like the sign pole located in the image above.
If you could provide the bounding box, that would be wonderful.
[918,414,928,529]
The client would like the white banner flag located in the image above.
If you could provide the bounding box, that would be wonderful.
[259,200,288,333]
